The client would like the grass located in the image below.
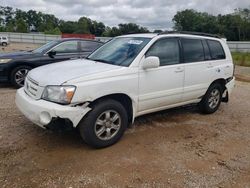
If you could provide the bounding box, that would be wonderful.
[232,52,250,67]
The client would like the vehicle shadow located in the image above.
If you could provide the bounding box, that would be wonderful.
[36,104,199,149]
[0,83,15,89]
[133,104,199,126]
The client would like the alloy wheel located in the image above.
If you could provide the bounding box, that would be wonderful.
[208,88,220,109]
[94,110,121,141]
[15,68,29,87]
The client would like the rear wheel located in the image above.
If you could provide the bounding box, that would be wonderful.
[78,99,128,148]
[10,66,31,88]
[199,83,222,114]
[2,42,7,46]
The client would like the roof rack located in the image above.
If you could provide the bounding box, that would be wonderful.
[158,31,221,38]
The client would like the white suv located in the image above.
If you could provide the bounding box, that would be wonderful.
[0,36,9,46]
[16,32,235,148]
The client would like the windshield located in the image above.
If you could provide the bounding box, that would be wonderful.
[32,40,59,53]
[87,37,151,67]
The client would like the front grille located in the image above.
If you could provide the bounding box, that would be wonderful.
[24,76,44,100]
[27,76,39,86]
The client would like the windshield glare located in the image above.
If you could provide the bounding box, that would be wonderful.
[88,37,151,67]
[32,40,58,53]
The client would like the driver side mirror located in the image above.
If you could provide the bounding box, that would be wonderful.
[48,51,56,58]
[142,56,160,69]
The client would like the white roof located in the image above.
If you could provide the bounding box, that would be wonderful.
[118,33,158,38]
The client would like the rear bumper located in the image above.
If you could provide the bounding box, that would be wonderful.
[16,88,91,129]
[226,77,235,97]
[223,77,235,102]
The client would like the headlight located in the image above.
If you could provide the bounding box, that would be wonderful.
[0,59,12,64]
[42,85,76,104]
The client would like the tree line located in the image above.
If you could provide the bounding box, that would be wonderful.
[173,8,250,41]
[0,6,250,40]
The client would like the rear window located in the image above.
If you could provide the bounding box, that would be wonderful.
[181,38,204,63]
[207,40,225,60]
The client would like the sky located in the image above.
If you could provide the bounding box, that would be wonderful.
[2,0,250,30]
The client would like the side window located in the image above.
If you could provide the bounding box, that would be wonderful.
[146,38,180,66]
[53,41,78,54]
[202,40,211,60]
[80,41,102,52]
[207,40,225,60]
[181,38,204,63]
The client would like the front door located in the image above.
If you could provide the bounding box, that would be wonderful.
[138,38,184,114]
[39,40,80,66]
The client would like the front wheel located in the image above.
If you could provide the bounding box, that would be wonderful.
[78,99,128,148]
[10,66,31,88]
[199,83,223,114]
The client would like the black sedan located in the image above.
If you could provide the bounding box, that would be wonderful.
[0,38,104,88]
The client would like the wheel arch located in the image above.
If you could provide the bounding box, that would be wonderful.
[209,78,227,91]
[208,78,228,102]
[88,93,135,125]
[8,62,35,79]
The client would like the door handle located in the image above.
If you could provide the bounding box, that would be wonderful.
[207,63,213,68]
[175,67,184,73]
[174,70,184,73]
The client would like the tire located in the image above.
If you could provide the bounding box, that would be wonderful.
[79,99,128,148]
[2,42,7,46]
[199,83,223,114]
[10,66,31,88]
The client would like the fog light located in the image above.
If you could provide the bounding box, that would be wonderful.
[39,111,52,125]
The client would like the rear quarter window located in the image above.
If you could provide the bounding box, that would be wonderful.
[207,40,225,60]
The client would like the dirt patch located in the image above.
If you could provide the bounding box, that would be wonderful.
[235,65,250,82]
[0,81,250,187]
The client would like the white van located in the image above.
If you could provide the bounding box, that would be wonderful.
[16,32,235,148]
[0,36,9,46]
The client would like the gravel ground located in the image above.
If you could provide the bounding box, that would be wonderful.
[0,43,40,53]
[0,81,250,188]
[1,42,250,187]
[235,65,250,82]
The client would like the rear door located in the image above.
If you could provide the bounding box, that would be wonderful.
[181,38,215,102]
[138,37,184,114]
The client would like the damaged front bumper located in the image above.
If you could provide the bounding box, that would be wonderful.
[16,88,91,129]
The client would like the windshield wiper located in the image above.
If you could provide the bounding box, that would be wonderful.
[91,58,114,65]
